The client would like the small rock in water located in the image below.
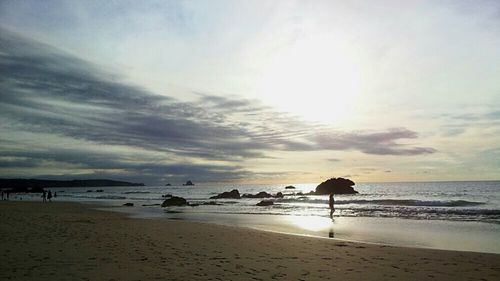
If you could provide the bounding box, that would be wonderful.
[161,196,188,207]
[210,189,241,199]
[242,191,273,199]
[123,202,134,207]
[256,200,274,206]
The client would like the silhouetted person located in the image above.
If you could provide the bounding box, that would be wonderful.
[1,190,4,200]
[42,190,47,203]
[329,193,335,219]
[47,190,53,202]
[6,191,9,200]
[54,192,57,198]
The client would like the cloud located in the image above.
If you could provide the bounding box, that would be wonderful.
[310,128,436,155]
[0,28,435,183]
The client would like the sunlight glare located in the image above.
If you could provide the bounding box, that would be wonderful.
[257,35,363,124]
[287,215,332,232]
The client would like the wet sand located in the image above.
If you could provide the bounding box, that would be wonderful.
[1,201,499,281]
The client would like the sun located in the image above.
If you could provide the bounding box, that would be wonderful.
[255,35,363,124]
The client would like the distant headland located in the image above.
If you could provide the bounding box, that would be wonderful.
[0,178,144,192]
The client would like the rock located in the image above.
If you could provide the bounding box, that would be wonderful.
[183,180,194,186]
[285,185,296,189]
[161,196,188,207]
[96,189,104,192]
[314,177,358,195]
[242,191,273,199]
[242,191,284,199]
[161,194,172,198]
[201,201,221,205]
[123,202,134,207]
[210,189,240,199]
[86,190,93,192]
[256,200,274,206]
[165,183,172,186]
[142,203,160,206]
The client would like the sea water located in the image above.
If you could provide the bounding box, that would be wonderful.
[15,181,500,253]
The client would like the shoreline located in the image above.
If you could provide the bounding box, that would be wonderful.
[104,202,500,254]
[1,201,499,281]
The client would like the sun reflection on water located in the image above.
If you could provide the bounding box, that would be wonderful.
[286,215,333,232]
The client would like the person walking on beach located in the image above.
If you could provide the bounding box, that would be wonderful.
[42,190,47,203]
[329,193,335,219]
[47,190,53,202]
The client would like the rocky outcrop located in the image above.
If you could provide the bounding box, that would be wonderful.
[123,202,134,207]
[314,177,358,195]
[242,191,273,199]
[161,196,188,207]
[183,180,194,186]
[210,189,240,199]
[285,185,296,189]
[0,179,144,190]
[242,191,284,199]
[256,200,274,206]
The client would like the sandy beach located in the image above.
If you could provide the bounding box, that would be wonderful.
[0,201,499,281]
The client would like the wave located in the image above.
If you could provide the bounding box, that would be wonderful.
[347,199,486,207]
[95,195,127,200]
[276,198,486,207]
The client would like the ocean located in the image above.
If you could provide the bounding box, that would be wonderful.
[14,180,500,253]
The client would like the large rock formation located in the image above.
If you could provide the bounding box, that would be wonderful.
[210,189,241,199]
[161,196,188,207]
[315,177,358,195]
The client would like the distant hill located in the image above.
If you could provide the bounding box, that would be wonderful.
[0,179,144,192]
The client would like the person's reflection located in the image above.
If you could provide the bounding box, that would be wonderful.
[328,227,334,238]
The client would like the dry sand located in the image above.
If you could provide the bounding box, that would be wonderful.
[0,201,499,281]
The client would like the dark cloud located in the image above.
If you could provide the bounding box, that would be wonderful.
[0,28,435,183]
[311,128,436,155]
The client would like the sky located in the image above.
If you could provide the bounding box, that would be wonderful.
[1,0,499,185]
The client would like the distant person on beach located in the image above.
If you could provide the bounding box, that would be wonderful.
[47,190,53,202]
[54,192,57,198]
[42,190,47,203]
[1,190,4,200]
[329,193,335,219]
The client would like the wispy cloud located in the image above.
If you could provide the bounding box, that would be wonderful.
[0,29,435,183]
